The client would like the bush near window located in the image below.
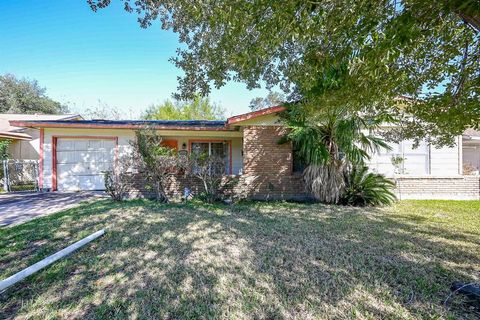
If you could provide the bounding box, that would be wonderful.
[185,152,227,203]
[131,128,184,203]
[341,166,396,207]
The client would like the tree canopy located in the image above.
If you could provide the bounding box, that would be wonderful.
[89,0,479,146]
[0,74,67,114]
[249,92,285,111]
[143,96,225,120]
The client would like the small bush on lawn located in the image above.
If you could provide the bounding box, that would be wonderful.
[104,155,135,201]
[340,166,396,206]
[104,170,131,201]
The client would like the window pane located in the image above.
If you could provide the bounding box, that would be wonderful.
[211,142,229,174]
[192,142,209,155]
[293,143,307,173]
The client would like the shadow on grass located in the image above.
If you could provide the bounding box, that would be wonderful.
[1,200,479,319]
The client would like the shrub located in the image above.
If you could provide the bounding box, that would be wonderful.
[131,128,183,202]
[103,155,134,201]
[104,170,131,201]
[340,166,396,206]
[185,152,226,203]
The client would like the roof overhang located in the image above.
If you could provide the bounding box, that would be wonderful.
[227,106,286,125]
[9,106,287,131]
[9,120,237,131]
[0,131,32,140]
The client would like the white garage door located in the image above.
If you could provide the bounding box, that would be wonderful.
[56,138,115,191]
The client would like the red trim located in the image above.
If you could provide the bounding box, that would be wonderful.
[39,129,44,189]
[52,137,57,191]
[9,121,235,131]
[188,139,233,175]
[52,136,119,191]
[227,105,286,125]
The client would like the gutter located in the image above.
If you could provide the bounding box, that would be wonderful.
[0,131,32,140]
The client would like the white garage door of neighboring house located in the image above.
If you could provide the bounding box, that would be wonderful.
[55,138,116,191]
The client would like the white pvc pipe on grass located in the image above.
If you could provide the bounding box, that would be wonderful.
[0,229,105,292]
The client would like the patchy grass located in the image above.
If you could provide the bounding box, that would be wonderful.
[0,200,479,319]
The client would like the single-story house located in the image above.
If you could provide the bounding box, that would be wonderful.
[10,106,480,200]
[0,113,82,160]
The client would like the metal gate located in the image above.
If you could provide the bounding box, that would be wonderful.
[2,160,39,192]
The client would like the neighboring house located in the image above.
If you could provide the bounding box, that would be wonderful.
[0,114,82,160]
[463,128,480,174]
[10,106,480,200]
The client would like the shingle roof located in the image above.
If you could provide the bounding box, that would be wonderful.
[9,119,233,131]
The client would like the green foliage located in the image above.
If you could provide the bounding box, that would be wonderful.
[282,103,390,167]
[0,74,67,114]
[0,139,10,180]
[341,166,396,207]
[132,128,182,202]
[143,95,225,120]
[186,151,226,203]
[282,103,391,204]
[0,139,11,160]
[249,92,285,111]
[90,0,480,146]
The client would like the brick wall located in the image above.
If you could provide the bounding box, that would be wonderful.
[240,126,306,200]
[394,176,480,200]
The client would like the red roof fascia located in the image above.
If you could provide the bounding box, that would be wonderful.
[226,105,286,125]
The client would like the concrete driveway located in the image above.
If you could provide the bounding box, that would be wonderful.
[0,192,105,227]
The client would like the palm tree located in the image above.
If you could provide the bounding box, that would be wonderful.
[282,103,390,203]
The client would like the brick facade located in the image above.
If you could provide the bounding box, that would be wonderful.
[394,176,480,200]
[240,126,306,200]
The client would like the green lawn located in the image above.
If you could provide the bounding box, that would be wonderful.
[1,200,479,319]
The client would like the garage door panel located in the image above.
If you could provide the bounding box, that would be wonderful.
[56,138,115,191]
[87,140,102,150]
[57,140,75,151]
[56,151,77,163]
[103,140,116,149]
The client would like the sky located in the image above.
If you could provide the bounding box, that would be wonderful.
[0,1,269,118]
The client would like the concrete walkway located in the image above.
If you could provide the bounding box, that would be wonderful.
[0,192,105,227]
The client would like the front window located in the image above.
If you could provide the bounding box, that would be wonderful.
[292,142,307,173]
[191,141,230,174]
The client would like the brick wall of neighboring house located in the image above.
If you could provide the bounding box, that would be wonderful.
[394,176,480,200]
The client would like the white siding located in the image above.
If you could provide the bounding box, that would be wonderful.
[368,136,461,177]
[430,136,461,175]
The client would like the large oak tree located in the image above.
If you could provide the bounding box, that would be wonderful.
[0,74,67,114]
[89,0,479,145]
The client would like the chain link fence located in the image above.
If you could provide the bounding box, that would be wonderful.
[2,160,39,192]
